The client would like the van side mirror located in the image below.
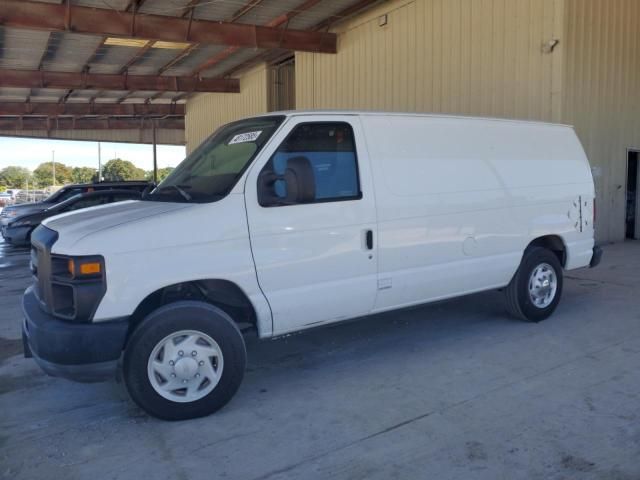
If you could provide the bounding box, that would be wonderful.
[257,170,286,207]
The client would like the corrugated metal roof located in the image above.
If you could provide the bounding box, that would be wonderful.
[89,44,140,74]
[0,87,31,101]
[0,0,379,142]
[237,0,304,25]
[162,45,227,76]
[127,47,182,75]
[74,0,131,10]
[289,0,363,30]
[40,32,104,73]
[139,0,193,16]
[0,27,50,70]
[201,47,264,78]
[30,88,69,103]
[191,1,242,21]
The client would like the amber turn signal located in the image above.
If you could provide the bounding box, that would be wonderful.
[79,262,101,275]
[68,259,102,277]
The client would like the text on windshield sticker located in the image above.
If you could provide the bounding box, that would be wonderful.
[229,131,262,144]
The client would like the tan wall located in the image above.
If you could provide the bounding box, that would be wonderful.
[0,128,185,145]
[297,0,564,122]
[185,64,269,153]
[561,0,640,242]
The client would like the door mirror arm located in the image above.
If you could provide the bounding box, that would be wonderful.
[258,170,287,207]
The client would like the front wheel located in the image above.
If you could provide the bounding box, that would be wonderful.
[505,247,563,322]
[123,301,247,420]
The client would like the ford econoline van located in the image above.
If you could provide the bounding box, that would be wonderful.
[22,112,601,420]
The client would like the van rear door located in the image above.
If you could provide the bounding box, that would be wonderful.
[244,115,378,335]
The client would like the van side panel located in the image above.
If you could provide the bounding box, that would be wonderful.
[77,196,274,337]
[361,115,594,312]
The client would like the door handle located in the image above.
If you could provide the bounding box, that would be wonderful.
[365,229,374,250]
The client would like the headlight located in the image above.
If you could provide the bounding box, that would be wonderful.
[49,255,106,322]
[10,219,32,227]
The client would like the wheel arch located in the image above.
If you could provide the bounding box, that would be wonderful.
[526,235,567,267]
[127,279,260,343]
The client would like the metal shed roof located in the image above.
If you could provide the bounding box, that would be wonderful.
[0,0,381,138]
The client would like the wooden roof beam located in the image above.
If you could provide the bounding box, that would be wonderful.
[0,69,239,93]
[0,102,185,116]
[0,116,184,130]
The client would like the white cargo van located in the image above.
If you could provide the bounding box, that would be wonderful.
[22,111,601,420]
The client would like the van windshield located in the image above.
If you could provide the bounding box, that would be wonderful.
[143,116,285,203]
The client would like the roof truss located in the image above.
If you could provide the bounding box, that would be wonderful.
[0,69,239,93]
[0,116,184,130]
[0,102,185,116]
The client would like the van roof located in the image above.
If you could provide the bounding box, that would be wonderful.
[257,110,573,129]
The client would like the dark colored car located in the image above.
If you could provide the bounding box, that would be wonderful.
[1,189,142,246]
[0,181,150,227]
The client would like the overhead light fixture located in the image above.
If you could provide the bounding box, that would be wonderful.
[152,41,191,50]
[104,37,150,48]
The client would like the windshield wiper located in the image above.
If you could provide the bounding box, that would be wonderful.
[154,184,192,201]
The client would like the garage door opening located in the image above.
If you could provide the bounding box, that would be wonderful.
[626,150,639,239]
[268,58,296,112]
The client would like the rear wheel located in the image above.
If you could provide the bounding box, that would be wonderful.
[124,301,246,420]
[505,247,563,322]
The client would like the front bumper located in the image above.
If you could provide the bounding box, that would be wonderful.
[590,245,603,268]
[2,225,32,245]
[22,286,129,382]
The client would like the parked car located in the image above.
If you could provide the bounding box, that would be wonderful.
[1,189,141,245]
[14,190,49,204]
[0,191,12,207]
[1,181,149,227]
[6,189,21,199]
[22,112,601,420]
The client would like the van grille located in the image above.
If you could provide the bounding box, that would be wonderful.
[29,226,59,313]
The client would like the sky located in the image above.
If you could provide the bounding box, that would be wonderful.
[0,137,187,172]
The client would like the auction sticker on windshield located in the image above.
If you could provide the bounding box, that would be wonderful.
[229,131,262,144]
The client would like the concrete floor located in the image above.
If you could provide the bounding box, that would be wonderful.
[1,239,639,480]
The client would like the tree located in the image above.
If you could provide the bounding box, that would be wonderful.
[101,158,146,182]
[71,166,97,184]
[0,166,32,188]
[32,162,72,187]
[145,167,174,183]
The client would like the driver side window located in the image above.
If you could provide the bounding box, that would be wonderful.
[258,122,361,207]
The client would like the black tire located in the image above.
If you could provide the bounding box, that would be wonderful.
[505,246,563,322]
[123,300,247,421]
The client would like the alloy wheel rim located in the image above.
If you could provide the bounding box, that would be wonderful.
[528,262,558,309]
[147,329,224,403]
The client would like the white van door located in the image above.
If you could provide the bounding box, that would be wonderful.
[244,116,378,335]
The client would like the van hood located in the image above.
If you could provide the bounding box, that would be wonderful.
[44,200,190,248]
